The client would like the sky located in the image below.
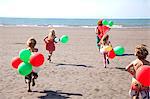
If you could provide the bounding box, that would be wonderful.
[0,0,149,19]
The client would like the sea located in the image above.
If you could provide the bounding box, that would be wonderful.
[0,17,150,28]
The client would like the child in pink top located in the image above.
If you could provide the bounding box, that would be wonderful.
[44,29,57,62]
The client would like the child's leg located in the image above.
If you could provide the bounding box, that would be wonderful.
[32,72,38,86]
[26,75,32,92]
[96,36,100,51]
[140,90,149,99]
[32,78,35,86]
[106,53,110,64]
[25,73,32,92]
[103,53,107,68]
[28,81,32,92]
[48,51,53,62]
[129,89,139,99]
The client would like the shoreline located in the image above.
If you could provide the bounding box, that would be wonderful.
[0,25,150,29]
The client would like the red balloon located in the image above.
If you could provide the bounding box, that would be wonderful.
[103,26,110,33]
[30,53,44,67]
[136,66,150,86]
[11,57,22,69]
[98,26,110,34]
[108,49,116,59]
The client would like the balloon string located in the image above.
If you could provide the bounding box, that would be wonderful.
[112,56,122,67]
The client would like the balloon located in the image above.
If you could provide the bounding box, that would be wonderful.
[11,56,22,69]
[30,53,44,67]
[97,26,110,38]
[104,46,112,52]
[108,21,114,26]
[18,62,32,76]
[103,25,110,31]
[136,66,150,86]
[60,35,69,43]
[108,49,116,59]
[102,20,108,25]
[54,37,60,43]
[19,49,31,62]
[114,46,125,55]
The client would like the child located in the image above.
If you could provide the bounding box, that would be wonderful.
[95,19,110,51]
[126,44,150,99]
[44,29,57,62]
[99,34,112,68]
[25,37,38,92]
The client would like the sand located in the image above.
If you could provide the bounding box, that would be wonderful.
[0,26,150,99]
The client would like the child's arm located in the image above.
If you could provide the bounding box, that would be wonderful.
[53,37,59,43]
[44,36,48,43]
[98,39,102,46]
[108,41,112,47]
[34,48,38,52]
[125,62,136,76]
[95,27,99,35]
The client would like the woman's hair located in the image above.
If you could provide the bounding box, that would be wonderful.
[101,34,109,44]
[135,44,149,59]
[27,37,36,47]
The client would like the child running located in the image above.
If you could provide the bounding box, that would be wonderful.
[95,19,110,51]
[99,34,112,68]
[126,44,150,99]
[25,37,38,92]
[44,29,57,62]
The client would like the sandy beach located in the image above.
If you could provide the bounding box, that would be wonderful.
[0,26,150,99]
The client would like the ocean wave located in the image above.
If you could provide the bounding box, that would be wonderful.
[0,24,150,29]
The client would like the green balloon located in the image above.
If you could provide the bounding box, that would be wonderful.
[108,21,114,26]
[102,20,108,25]
[60,35,69,43]
[114,46,125,55]
[19,49,31,62]
[18,62,32,76]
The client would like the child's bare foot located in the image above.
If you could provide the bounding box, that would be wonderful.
[104,65,106,68]
[49,59,51,63]
[47,57,50,60]
[28,89,32,92]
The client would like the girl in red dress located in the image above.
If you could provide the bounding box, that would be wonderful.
[44,29,57,62]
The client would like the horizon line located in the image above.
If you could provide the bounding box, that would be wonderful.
[0,16,150,19]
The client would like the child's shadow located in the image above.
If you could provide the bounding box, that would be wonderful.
[115,67,126,71]
[55,63,93,68]
[34,90,82,99]
[109,67,126,71]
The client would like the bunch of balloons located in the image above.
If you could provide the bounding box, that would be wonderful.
[100,45,125,59]
[11,49,44,76]
[102,20,114,27]
[54,35,69,44]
